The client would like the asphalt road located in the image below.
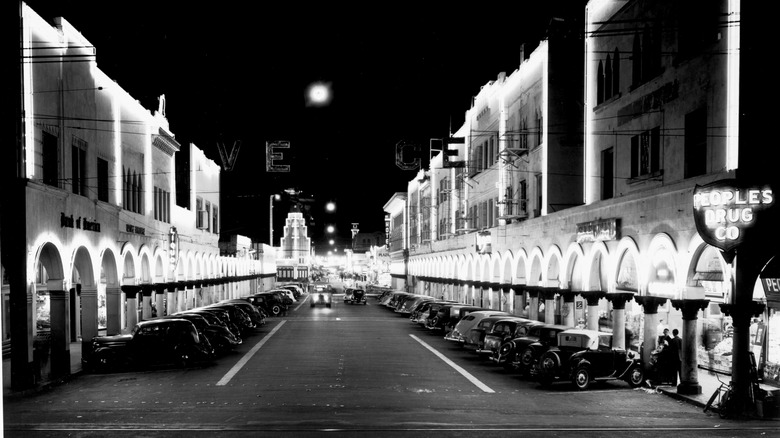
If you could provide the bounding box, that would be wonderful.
[3,286,779,437]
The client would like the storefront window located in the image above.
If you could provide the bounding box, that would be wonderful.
[764,309,780,386]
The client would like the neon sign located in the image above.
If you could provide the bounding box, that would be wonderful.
[693,180,774,253]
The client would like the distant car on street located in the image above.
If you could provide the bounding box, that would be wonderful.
[310,283,333,308]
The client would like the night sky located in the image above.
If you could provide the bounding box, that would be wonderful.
[24,1,584,248]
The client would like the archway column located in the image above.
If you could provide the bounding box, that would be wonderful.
[194,280,203,307]
[166,282,178,316]
[141,284,153,320]
[47,280,70,379]
[540,288,557,324]
[176,281,187,313]
[526,286,540,321]
[580,291,607,331]
[489,283,501,310]
[79,284,98,346]
[634,295,668,369]
[154,283,167,317]
[120,285,141,333]
[606,293,634,349]
[511,284,526,316]
[106,286,122,335]
[672,299,710,395]
[560,290,577,327]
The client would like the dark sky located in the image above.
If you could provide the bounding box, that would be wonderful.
[25,1,584,248]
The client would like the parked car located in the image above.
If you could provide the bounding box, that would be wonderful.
[445,310,510,345]
[493,323,569,372]
[181,308,241,339]
[395,295,432,315]
[275,288,297,303]
[345,288,367,305]
[384,292,414,309]
[191,306,244,338]
[531,329,646,390]
[426,303,471,333]
[278,283,305,299]
[246,293,285,316]
[421,301,459,328]
[463,315,512,353]
[83,319,215,372]
[206,302,255,335]
[476,317,535,358]
[267,289,295,306]
[410,300,437,325]
[442,305,486,335]
[310,283,333,307]
[220,299,267,327]
[166,313,242,354]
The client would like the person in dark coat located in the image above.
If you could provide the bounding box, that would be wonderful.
[669,328,682,385]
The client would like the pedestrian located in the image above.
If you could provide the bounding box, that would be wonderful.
[669,328,682,385]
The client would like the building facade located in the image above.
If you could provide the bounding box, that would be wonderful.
[1,3,272,390]
[276,211,311,281]
[384,0,779,401]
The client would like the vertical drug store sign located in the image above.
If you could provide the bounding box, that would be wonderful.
[693,179,775,259]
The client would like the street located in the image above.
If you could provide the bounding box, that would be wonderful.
[3,287,778,437]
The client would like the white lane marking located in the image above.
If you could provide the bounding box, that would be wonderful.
[409,334,495,393]
[216,320,286,386]
[294,296,309,311]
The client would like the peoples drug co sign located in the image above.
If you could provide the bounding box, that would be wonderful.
[693,179,775,255]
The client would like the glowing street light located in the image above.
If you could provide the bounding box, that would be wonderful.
[306,82,332,107]
[326,225,335,234]
[326,201,336,212]
[329,239,335,245]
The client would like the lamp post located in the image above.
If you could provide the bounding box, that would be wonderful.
[269,193,280,246]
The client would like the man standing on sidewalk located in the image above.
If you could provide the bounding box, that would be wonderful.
[669,328,682,385]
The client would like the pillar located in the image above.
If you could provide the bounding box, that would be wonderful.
[511,285,526,316]
[580,291,606,331]
[48,287,70,379]
[11,283,35,390]
[541,288,557,324]
[672,299,710,395]
[140,284,153,320]
[79,284,98,346]
[719,301,766,409]
[166,282,177,316]
[106,286,122,335]
[560,291,577,327]
[606,293,634,349]
[501,284,512,313]
[121,285,140,332]
[176,281,187,313]
[194,280,203,307]
[490,283,501,310]
[154,283,167,317]
[527,287,540,321]
[634,296,668,369]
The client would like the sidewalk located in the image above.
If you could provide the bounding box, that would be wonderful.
[2,341,84,399]
[655,369,780,420]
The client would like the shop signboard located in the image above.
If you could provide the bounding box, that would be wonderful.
[693,179,775,260]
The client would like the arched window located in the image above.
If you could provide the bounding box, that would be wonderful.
[612,48,620,96]
[605,54,613,100]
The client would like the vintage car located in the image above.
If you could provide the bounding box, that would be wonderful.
[205,302,256,335]
[426,304,476,333]
[476,317,535,358]
[278,283,305,299]
[245,293,285,316]
[267,289,295,306]
[395,295,433,315]
[165,313,242,354]
[531,329,645,390]
[463,315,513,352]
[220,299,267,327]
[345,288,367,305]
[444,310,510,345]
[384,292,414,309]
[310,283,333,307]
[83,319,215,372]
[442,305,486,335]
[493,323,569,372]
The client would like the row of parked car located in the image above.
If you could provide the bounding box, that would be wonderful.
[376,290,646,391]
[82,283,307,372]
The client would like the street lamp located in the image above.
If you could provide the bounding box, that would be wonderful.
[326,225,335,234]
[269,193,281,246]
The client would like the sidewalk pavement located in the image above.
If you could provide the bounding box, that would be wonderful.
[3,346,779,420]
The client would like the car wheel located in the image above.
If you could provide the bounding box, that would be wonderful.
[271,305,282,316]
[520,348,535,370]
[573,366,592,390]
[327,303,332,308]
[626,365,645,388]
